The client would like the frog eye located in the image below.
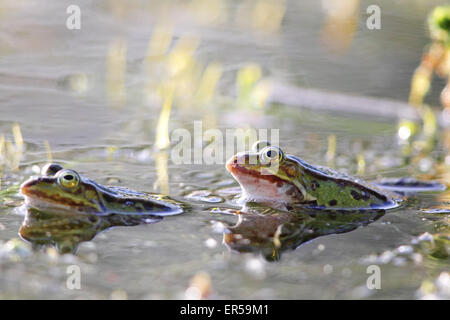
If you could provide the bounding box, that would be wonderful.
[41,163,64,176]
[57,169,80,189]
[260,146,284,164]
[252,140,271,152]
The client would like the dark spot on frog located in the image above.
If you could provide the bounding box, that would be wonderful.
[328,199,338,206]
[276,181,283,187]
[351,190,363,200]
[102,193,116,203]
[310,180,319,191]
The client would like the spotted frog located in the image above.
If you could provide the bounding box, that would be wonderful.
[226,141,444,211]
[20,163,183,216]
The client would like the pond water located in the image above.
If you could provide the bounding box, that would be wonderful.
[0,0,449,299]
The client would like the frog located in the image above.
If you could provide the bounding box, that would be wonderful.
[226,141,445,211]
[20,163,183,216]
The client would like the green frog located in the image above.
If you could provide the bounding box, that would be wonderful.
[226,141,444,211]
[20,163,183,216]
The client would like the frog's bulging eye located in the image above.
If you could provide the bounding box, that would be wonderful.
[57,170,80,189]
[260,146,284,164]
[252,140,271,152]
[41,163,64,176]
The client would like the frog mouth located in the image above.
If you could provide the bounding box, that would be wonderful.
[226,157,302,203]
[20,181,96,214]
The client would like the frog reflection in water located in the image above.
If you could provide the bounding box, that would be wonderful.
[223,207,385,261]
[19,208,162,254]
[19,163,183,253]
[223,141,445,260]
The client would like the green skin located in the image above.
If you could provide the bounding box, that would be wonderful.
[226,145,401,210]
[20,164,182,216]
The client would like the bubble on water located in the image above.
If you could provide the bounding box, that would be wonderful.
[414,232,434,244]
[379,250,394,264]
[211,221,227,233]
[396,245,413,255]
[205,238,217,248]
[245,257,266,279]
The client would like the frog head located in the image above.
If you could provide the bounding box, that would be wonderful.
[20,163,105,214]
[226,142,308,205]
[226,141,396,209]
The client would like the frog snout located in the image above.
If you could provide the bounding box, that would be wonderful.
[20,178,39,195]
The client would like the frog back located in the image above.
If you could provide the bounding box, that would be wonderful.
[289,155,400,210]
